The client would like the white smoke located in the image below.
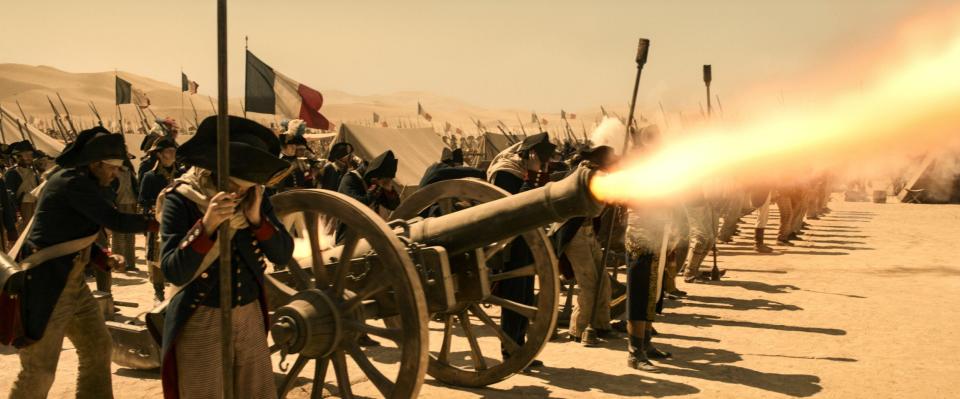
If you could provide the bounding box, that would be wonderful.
[589,117,627,154]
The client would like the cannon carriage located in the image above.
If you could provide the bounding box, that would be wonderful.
[263,166,604,397]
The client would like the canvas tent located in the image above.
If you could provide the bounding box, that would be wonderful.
[897,152,960,203]
[335,123,446,190]
[480,131,512,161]
[0,104,66,156]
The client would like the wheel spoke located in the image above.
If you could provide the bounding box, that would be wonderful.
[341,280,389,314]
[346,343,395,397]
[332,232,360,296]
[483,236,517,262]
[489,264,535,282]
[304,211,329,288]
[342,319,402,343]
[285,259,314,290]
[332,350,354,398]
[311,357,330,399]
[437,314,454,363]
[469,304,520,354]
[485,295,538,320]
[458,313,488,370]
[277,354,309,398]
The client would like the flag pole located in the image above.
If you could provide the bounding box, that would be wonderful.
[115,70,126,134]
[216,1,235,398]
[180,66,186,134]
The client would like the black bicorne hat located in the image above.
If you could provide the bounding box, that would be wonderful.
[328,142,354,161]
[9,140,35,155]
[363,150,398,180]
[177,116,291,185]
[147,137,178,154]
[578,145,618,169]
[520,132,556,160]
[56,127,129,168]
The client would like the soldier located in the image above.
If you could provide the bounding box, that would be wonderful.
[486,132,555,369]
[139,137,179,301]
[4,140,41,229]
[276,132,313,191]
[138,118,180,183]
[155,116,293,398]
[554,145,617,346]
[8,127,157,398]
[319,142,354,191]
[419,148,483,187]
[110,152,140,273]
[337,150,401,215]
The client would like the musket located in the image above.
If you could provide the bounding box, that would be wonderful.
[133,105,150,134]
[56,92,79,139]
[46,96,69,142]
[88,101,104,126]
[208,96,218,115]
[15,100,35,144]
[580,120,589,142]
[515,115,528,138]
[496,120,520,143]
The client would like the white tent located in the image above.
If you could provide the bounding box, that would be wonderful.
[335,123,446,189]
[0,104,66,156]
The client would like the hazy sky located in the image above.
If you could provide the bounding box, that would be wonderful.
[1,0,953,111]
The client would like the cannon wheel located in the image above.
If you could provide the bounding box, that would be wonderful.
[390,178,559,387]
[267,189,429,398]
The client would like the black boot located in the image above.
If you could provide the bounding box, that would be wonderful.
[644,333,672,359]
[627,335,660,372]
[754,228,773,253]
[153,283,165,302]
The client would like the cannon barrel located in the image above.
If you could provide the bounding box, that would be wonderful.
[407,166,604,255]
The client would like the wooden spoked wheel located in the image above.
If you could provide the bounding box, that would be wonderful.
[389,178,560,387]
[266,189,429,398]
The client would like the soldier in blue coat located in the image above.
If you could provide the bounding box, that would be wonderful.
[8,127,157,399]
[139,137,180,301]
[154,116,293,399]
[319,142,354,191]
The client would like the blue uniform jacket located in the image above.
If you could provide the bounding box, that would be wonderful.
[156,187,292,399]
[17,168,151,343]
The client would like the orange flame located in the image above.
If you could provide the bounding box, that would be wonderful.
[591,8,960,205]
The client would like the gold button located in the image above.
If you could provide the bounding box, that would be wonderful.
[236,282,241,288]
[190,304,197,309]
[254,248,262,254]
[252,240,259,245]
[26,275,31,280]
[236,296,242,301]
[201,272,209,278]
[198,292,205,297]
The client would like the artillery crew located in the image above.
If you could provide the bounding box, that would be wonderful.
[154,116,293,398]
[139,137,180,301]
[7,127,156,399]
[4,140,41,230]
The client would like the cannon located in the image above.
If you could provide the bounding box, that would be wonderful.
[264,166,604,398]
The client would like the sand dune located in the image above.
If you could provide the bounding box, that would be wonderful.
[0,63,627,136]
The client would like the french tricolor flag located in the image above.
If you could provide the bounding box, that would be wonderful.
[245,50,331,130]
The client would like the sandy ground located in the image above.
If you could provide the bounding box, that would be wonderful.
[3,196,960,398]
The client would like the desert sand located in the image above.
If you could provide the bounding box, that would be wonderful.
[2,195,959,398]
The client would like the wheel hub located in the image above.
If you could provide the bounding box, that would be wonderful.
[271,289,349,358]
